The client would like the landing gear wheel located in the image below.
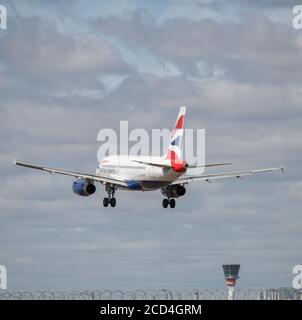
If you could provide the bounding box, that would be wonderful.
[104,184,117,208]
[110,197,116,207]
[103,197,109,207]
[162,199,169,208]
[169,199,176,208]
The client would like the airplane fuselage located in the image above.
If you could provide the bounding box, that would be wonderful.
[96,155,185,191]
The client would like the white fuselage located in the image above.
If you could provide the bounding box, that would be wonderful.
[95,155,185,191]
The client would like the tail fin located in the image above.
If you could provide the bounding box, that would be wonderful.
[164,106,186,166]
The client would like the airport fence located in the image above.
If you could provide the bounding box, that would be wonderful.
[0,289,283,300]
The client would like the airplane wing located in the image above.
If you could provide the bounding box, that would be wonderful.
[171,167,284,184]
[14,160,128,187]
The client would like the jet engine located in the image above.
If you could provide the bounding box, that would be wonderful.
[161,184,186,198]
[72,179,96,196]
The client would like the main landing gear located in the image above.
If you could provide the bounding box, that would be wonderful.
[162,198,176,209]
[103,185,117,208]
[103,197,116,207]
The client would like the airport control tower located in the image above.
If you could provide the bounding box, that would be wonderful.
[222,264,240,300]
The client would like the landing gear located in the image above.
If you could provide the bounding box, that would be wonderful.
[110,197,116,207]
[103,196,117,207]
[103,185,117,208]
[103,197,110,207]
[162,199,169,208]
[169,199,176,208]
[162,198,176,209]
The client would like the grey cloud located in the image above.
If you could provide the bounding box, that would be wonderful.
[0,16,131,91]
[93,11,302,84]
[186,0,299,9]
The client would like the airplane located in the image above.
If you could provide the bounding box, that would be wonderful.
[14,106,284,209]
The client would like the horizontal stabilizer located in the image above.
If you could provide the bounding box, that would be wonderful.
[187,162,233,168]
[131,160,172,168]
[132,160,233,169]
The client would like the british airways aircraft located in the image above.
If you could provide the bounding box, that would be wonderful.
[14,107,283,208]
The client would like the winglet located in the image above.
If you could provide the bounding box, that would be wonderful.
[13,158,17,165]
[281,167,285,173]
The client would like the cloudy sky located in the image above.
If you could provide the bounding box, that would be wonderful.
[0,0,301,291]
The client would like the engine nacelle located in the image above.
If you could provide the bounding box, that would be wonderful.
[161,184,186,198]
[72,179,96,196]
